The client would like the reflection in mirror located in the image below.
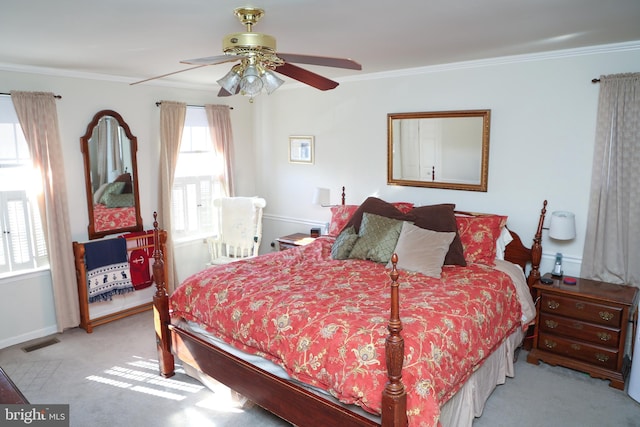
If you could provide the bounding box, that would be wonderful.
[388,110,490,192]
[81,110,142,239]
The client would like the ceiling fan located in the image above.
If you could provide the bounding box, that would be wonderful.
[132,7,362,100]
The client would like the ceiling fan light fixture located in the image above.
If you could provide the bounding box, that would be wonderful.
[239,64,263,98]
[217,65,242,93]
[262,69,284,94]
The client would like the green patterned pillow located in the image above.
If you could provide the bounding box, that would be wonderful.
[98,181,125,205]
[349,212,403,263]
[102,192,134,208]
[331,226,359,260]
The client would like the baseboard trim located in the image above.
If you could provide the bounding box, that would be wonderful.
[0,325,58,350]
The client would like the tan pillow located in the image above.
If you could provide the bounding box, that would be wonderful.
[388,221,456,278]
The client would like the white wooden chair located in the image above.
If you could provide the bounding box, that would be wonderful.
[206,197,266,265]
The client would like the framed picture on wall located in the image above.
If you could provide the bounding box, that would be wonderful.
[289,135,314,164]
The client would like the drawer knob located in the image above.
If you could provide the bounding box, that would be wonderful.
[599,311,614,321]
[575,302,585,310]
[545,320,559,329]
[572,322,584,330]
[544,339,557,349]
[595,353,609,363]
[547,300,560,310]
[571,343,582,351]
[596,332,612,341]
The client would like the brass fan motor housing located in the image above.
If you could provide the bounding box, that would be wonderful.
[222,32,277,54]
[223,7,278,60]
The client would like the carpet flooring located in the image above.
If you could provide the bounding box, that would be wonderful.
[1,311,638,426]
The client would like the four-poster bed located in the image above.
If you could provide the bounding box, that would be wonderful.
[151,196,547,426]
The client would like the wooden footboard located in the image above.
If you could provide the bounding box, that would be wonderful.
[151,212,175,378]
[151,200,547,426]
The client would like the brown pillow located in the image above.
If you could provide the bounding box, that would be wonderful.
[410,204,466,266]
[344,197,411,233]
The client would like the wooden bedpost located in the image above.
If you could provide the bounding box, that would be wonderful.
[381,254,408,426]
[341,186,346,205]
[527,200,547,289]
[152,212,175,378]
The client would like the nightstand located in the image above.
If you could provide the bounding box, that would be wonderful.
[276,233,316,251]
[527,274,638,390]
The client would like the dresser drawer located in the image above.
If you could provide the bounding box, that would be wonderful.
[538,332,618,370]
[539,294,623,327]
[539,312,620,348]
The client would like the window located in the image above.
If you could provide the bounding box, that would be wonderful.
[0,96,48,276]
[171,107,225,240]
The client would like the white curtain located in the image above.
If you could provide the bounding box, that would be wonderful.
[205,104,235,196]
[96,117,123,187]
[581,73,640,287]
[11,91,80,331]
[159,101,186,291]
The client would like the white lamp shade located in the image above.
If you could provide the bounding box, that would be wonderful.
[549,211,576,240]
[312,187,330,206]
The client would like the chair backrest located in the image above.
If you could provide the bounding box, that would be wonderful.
[208,196,266,264]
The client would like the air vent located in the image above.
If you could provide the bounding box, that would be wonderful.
[21,338,60,353]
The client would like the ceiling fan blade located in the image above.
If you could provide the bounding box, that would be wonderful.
[278,53,362,70]
[181,55,237,66]
[130,64,209,85]
[217,86,241,97]
[275,63,339,91]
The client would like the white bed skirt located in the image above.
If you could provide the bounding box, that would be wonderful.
[178,319,524,426]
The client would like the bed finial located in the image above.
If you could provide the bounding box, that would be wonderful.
[151,211,175,377]
[341,186,346,206]
[382,253,407,426]
[527,200,547,288]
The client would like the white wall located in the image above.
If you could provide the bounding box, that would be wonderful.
[1,42,638,347]
[0,70,254,347]
[253,43,640,278]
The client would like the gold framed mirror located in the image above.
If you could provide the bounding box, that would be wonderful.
[387,109,490,192]
[80,110,143,239]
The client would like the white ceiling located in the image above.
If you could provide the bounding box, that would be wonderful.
[2,0,640,90]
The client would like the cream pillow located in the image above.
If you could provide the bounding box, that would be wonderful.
[388,221,456,278]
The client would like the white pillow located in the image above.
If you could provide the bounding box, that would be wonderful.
[387,221,456,278]
[495,226,514,260]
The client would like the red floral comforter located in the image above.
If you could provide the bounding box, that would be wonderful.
[170,237,522,426]
[93,204,137,232]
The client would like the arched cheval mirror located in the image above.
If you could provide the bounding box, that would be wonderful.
[80,110,143,239]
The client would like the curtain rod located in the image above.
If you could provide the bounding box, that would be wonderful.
[155,101,233,110]
[592,78,600,83]
[1,92,62,99]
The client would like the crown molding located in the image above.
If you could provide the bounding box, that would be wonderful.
[340,40,640,83]
[1,40,639,90]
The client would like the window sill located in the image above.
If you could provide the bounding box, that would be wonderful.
[0,266,51,282]
[172,233,213,247]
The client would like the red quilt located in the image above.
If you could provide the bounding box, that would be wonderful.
[93,204,137,232]
[170,237,522,426]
